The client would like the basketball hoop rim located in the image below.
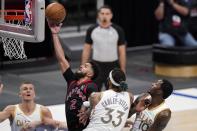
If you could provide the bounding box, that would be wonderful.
[0,10,25,21]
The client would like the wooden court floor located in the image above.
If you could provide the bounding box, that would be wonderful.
[0,107,196,131]
[164,109,197,131]
[123,109,197,131]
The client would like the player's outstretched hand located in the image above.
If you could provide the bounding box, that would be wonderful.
[134,93,152,112]
[47,20,62,34]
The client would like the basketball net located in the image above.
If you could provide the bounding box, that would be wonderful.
[0,0,32,59]
[1,37,27,59]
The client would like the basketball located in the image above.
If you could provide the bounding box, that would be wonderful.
[45,2,66,24]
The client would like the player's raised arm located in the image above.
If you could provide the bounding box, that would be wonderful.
[46,3,69,73]
[48,22,70,73]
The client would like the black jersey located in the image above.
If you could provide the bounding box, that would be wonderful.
[63,68,98,131]
[160,0,193,35]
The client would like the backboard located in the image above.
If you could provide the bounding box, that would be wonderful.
[0,0,45,42]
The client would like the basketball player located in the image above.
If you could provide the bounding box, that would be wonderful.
[78,68,151,131]
[0,82,66,131]
[130,79,173,131]
[48,22,100,131]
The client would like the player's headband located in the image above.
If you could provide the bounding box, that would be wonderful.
[109,70,120,86]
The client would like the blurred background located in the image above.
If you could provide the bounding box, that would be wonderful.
[1,0,196,60]
[0,0,197,113]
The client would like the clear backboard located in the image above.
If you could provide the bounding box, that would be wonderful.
[0,0,45,42]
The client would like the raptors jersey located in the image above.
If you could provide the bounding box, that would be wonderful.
[11,104,42,131]
[131,102,169,131]
[84,90,131,131]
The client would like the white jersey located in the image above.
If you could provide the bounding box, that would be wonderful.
[131,102,169,131]
[11,104,42,131]
[84,90,131,131]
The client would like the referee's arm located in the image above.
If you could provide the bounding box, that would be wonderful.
[81,43,92,65]
[118,44,126,73]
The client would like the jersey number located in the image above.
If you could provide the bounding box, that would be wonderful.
[70,99,77,110]
[139,121,149,131]
[101,107,125,127]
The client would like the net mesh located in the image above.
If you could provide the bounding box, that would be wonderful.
[0,0,32,59]
[0,9,29,59]
[1,37,27,59]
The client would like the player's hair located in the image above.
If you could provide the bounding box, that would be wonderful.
[89,61,100,80]
[19,81,34,91]
[161,79,173,99]
[20,81,33,86]
[109,68,128,92]
[97,5,113,14]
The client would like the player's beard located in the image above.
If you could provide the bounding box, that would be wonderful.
[75,71,86,80]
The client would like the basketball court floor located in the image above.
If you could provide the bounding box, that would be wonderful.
[0,26,197,131]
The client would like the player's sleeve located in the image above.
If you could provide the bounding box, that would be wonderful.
[62,68,76,84]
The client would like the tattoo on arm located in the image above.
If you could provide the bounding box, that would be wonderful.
[149,109,171,131]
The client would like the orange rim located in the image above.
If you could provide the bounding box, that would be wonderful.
[0,10,24,21]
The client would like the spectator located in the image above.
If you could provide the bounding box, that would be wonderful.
[155,0,197,46]
[188,0,197,38]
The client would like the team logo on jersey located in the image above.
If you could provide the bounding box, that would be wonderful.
[15,113,31,127]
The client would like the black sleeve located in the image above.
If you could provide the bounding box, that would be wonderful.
[153,0,160,10]
[112,24,126,46]
[86,83,98,98]
[85,24,97,44]
[62,68,76,84]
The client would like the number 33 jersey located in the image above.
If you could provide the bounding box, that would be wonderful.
[84,89,131,131]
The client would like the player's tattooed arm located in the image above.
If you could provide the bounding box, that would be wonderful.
[78,92,102,125]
